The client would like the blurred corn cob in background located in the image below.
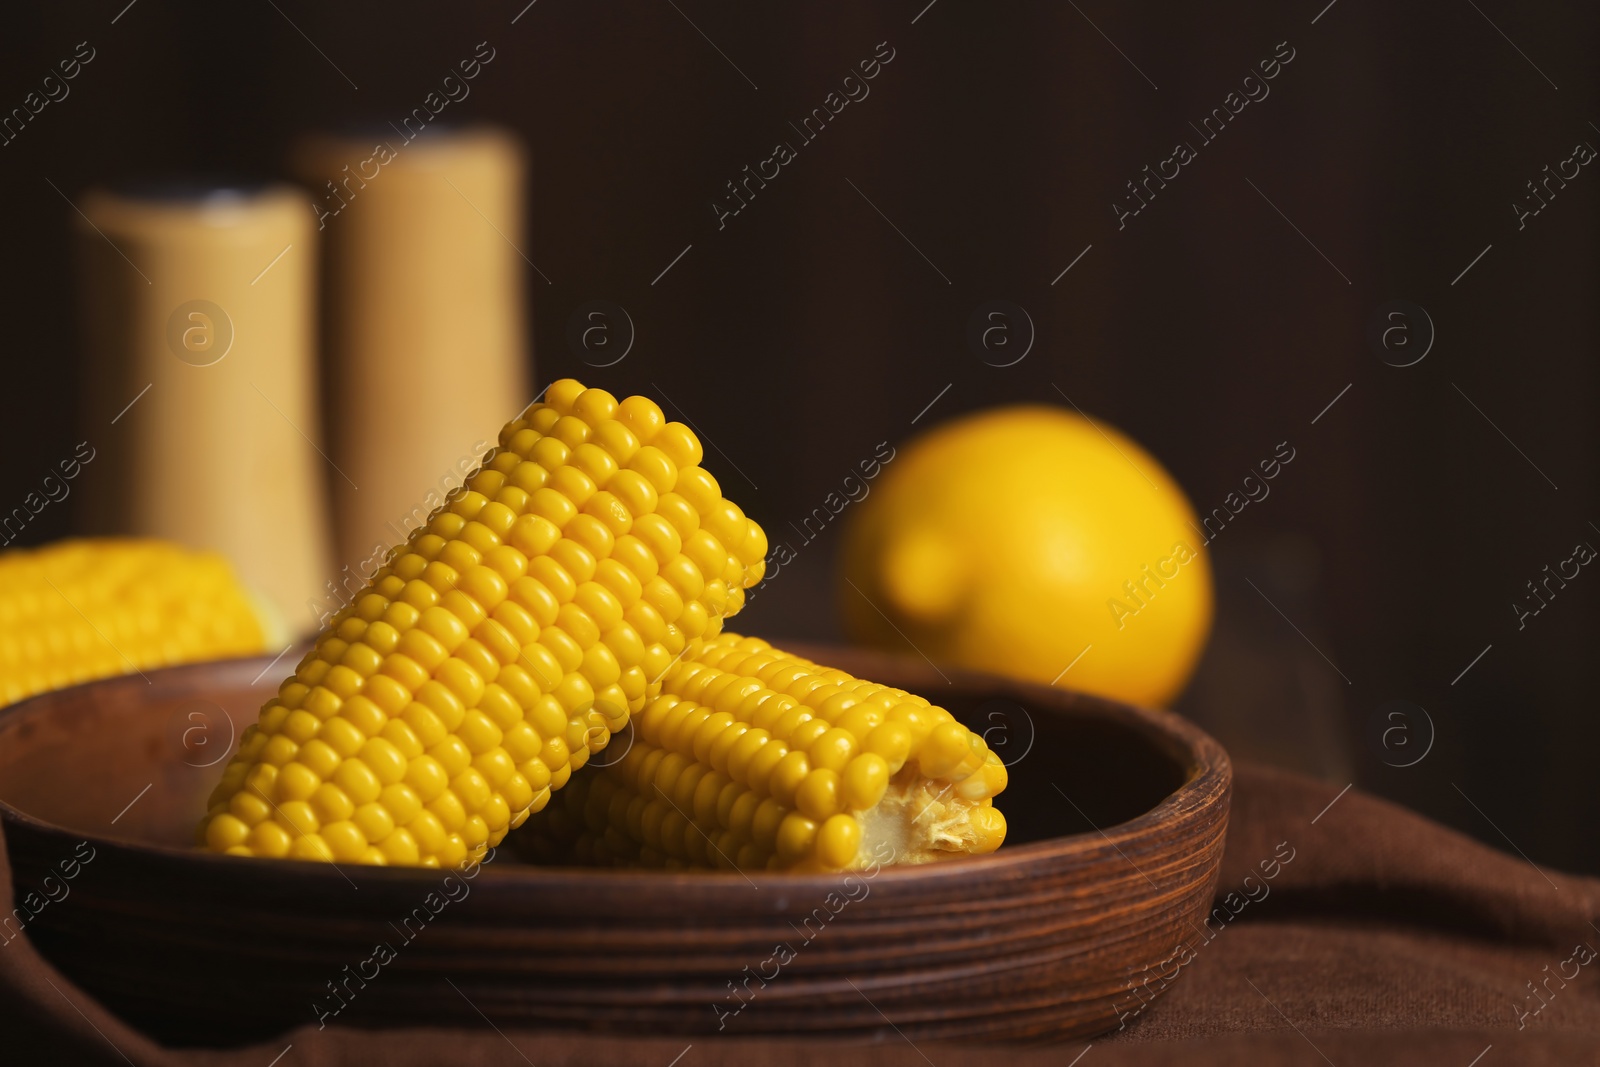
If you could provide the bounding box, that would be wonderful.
[0,538,267,706]
[198,380,768,869]
[520,633,1008,873]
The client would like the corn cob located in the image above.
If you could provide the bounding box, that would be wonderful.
[0,538,266,706]
[198,380,768,868]
[519,632,1007,873]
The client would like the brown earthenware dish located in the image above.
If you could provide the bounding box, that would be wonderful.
[0,644,1229,1046]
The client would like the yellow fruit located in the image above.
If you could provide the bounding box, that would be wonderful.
[839,405,1211,707]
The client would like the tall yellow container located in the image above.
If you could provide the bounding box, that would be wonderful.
[292,126,531,612]
[76,182,332,638]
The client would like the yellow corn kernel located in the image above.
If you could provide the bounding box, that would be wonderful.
[0,537,267,707]
[522,633,1007,873]
[199,382,766,868]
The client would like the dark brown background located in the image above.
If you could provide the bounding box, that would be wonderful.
[0,2,1594,871]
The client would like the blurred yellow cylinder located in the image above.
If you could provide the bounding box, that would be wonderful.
[292,125,530,599]
[76,182,332,639]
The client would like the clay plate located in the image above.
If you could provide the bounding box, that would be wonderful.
[0,644,1229,1046]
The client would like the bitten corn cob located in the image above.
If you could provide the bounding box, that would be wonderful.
[0,538,266,706]
[520,633,1007,872]
[198,380,768,868]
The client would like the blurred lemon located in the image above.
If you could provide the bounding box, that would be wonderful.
[839,405,1211,707]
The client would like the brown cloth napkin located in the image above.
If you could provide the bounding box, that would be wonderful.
[3,764,1597,1066]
